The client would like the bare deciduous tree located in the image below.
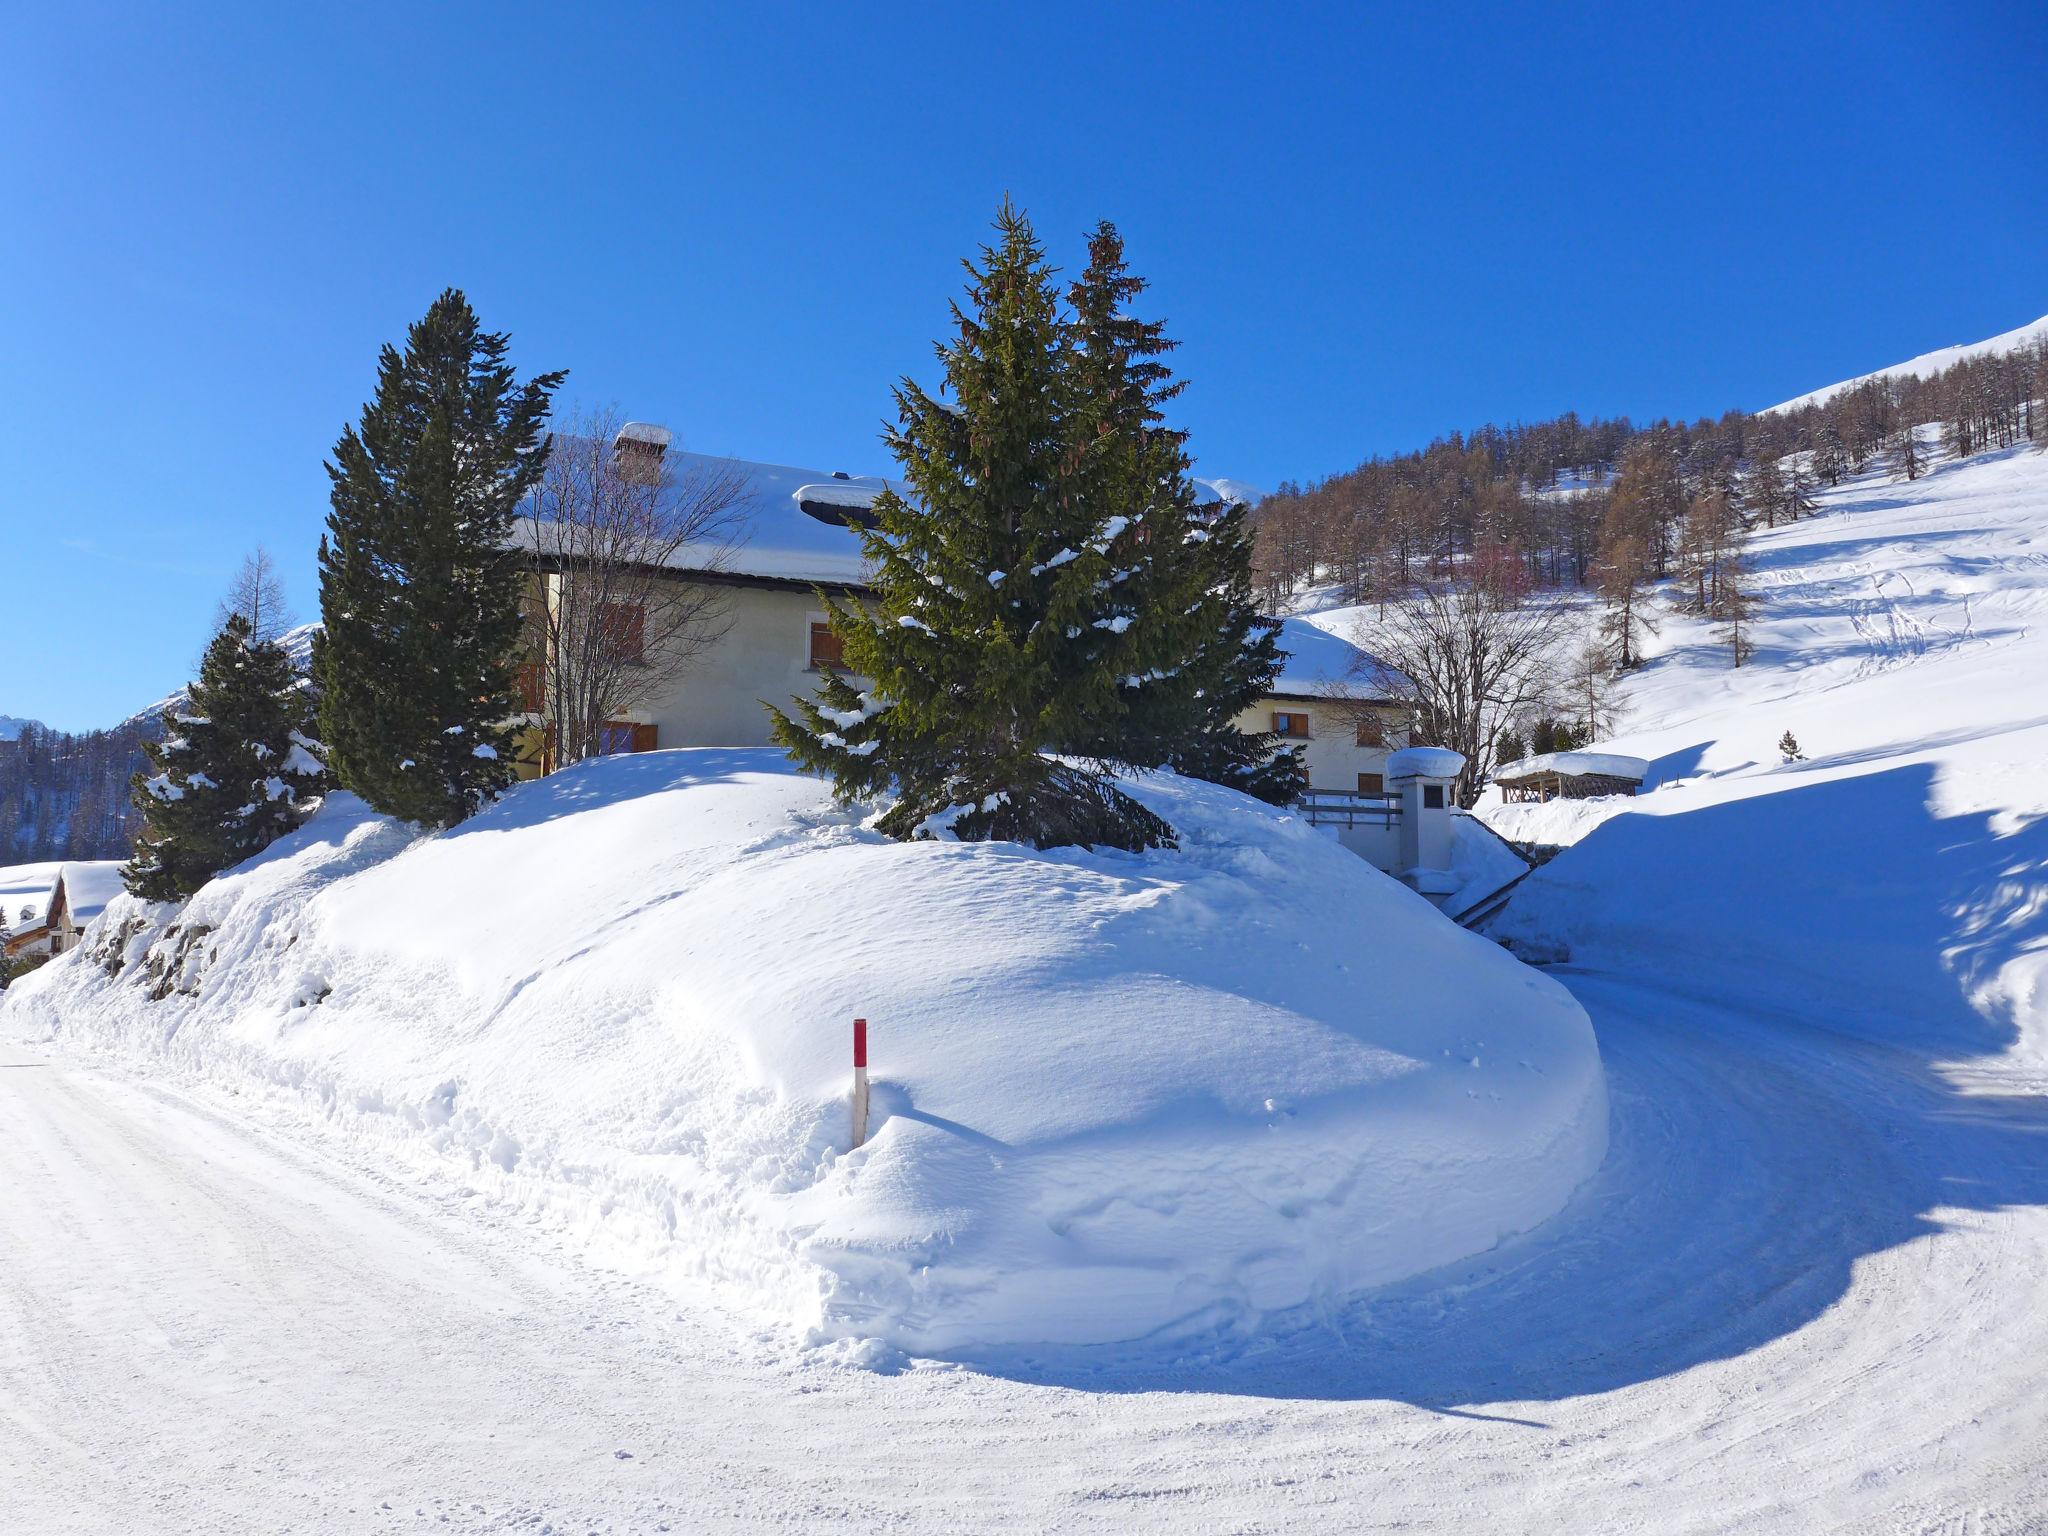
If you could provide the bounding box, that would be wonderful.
[523,409,751,768]
[1349,547,1574,805]
[216,547,292,645]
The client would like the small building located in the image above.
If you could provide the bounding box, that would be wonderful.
[44,861,127,955]
[0,861,63,962]
[1232,617,1411,796]
[1491,750,1649,802]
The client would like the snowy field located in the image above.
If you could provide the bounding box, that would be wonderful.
[5,429,2048,1530]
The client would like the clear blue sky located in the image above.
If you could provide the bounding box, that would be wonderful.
[4,1,2043,729]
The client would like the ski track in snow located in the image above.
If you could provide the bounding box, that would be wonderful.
[5,967,2045,1534]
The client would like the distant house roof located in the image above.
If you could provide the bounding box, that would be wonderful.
[53,861,126,927]
[1492,751,1649,784]
[0,860,63,933]
[523,441,1263,590]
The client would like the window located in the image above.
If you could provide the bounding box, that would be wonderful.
[809,621,845,670]
[1272,710,1311,739]
[1356,772,1384,795]
[515,661,544,714]
[597,721,658,755]
[1423,784,1446,809]
[1355,714,1390,748]
[599,603,646,666]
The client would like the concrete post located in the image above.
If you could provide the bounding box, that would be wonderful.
[1386,747,1467,905]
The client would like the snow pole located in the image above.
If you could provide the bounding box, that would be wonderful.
[850,1017,871,1150]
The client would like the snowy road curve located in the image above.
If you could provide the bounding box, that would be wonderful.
[4,971,2046,1534]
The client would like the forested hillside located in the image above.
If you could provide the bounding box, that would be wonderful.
[1252,324,2047,612]
[0,720,154,861]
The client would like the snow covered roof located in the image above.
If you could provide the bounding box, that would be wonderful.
[55,861,127,925]
[1492,750,1649,784]
[527,441,1264,589]
[1268,616,1404,702]
[0,861,63,931]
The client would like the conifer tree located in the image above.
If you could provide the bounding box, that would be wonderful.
[125,613,329,901]
[769,204,1173,850]
[1056,222,1303,803]
[1894,420,1922,481]
[314,290,563,829]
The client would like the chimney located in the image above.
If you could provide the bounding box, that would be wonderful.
[612,422,674,485]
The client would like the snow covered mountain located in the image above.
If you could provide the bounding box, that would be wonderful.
[0,715,41,742]
[1763,312,2048,414]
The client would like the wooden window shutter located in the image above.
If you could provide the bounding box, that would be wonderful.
[631,722,658,753]
[809,621,845,669]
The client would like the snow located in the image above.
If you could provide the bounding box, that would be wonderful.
[1385,745,1465,779]
[1763,311,2048,414]
[1482,430,2048,1072]
[3,753,1604,1354]
[1492,750,1649,782]
[54,860,126,925]
[1269,614,1395,699]
[518,447,1260,589]
[0,860,63,931]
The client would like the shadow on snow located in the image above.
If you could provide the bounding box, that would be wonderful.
[944,765,2048,1411]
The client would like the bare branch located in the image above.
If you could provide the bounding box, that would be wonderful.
[522,406,753,767]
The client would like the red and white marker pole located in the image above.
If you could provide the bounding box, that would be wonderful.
[850,1017,871,1150]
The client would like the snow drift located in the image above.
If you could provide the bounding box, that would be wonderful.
[3,752,1604,1353]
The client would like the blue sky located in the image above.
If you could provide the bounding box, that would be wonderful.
[3,1,2043,730]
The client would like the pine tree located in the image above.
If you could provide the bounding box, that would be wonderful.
[314,290,563,829]
[1055,222,1304,804]
[1748,454,1787,527]
[769,203,1174,851]
[1894,420,1922,481]
[125,613,329,901]
[1812,423,1848,486]
[1778,731,1804,763]
[1714,512,1759,666]
[1595,525,1657,669]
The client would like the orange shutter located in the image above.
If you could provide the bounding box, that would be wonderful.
[809,622,845,669]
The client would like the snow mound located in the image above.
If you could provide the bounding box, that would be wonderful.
[1387,746,1467,779]
[3,751,1604,1353]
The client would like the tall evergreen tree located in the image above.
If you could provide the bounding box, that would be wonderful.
[1056,222,1303,804]
[769,203,1173,850]
[125,613,329,901]
[314,290,563,828]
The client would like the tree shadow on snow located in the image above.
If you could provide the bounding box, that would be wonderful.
[948,765,2048,1410]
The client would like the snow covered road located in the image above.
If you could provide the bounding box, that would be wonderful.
[4,970,2045,1533]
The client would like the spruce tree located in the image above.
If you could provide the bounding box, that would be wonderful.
[314,290,563,828]
[125,613,329,901]
[769,203,1173,851]
[1056,222,1304,804]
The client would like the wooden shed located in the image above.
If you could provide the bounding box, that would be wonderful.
[1491,751,1649,803]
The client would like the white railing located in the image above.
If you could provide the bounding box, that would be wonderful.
[1296,790,1402,830]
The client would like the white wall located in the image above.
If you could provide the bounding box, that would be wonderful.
[1230,697,1410,794]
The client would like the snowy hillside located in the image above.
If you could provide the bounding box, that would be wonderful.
[0,715,38,742]
[1482,430,2048,1073]
[1764,312,2048,413]
[3,753,1604,1353]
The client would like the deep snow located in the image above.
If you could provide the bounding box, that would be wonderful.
[3,756,1605,1353]
[1477,431,2048,1075]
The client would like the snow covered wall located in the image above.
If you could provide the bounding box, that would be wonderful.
[3,752,1605,1354]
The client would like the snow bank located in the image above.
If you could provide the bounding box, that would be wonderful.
[3,752,1604,1354]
